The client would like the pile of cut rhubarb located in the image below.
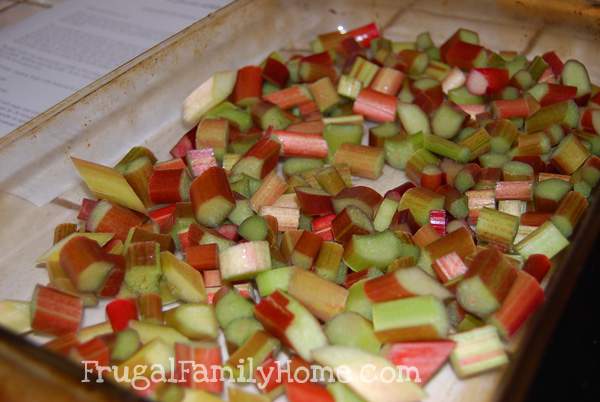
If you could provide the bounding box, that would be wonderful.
[2,23,600,402]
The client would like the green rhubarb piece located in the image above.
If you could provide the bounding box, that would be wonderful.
[220,241,271,281]
[160,251,206,303]
[259,106,291,130]
[255,266,293,297]
[448,86,484,105]
[456,127,477,142]
[345,280,374,321]
[431,104,466,139]
[416,31,434,50]
[228,199,255,226]
[0,301,31,334]
[337,75,363,100]
[262,81,281,96]
[527,56,549,82]
[238,215,268,241]
[499,86,520,100]
[229,135,260,155]
[279,292,328,361]
[449,325,508,378]
[502,160,533,180]
[215,289,255,328]
[574,180,591,198]
[349,57,379,86]
[283,158,325,176]
[478,152,509,168]
[372,295,449,341]
[325,312,381,354]
[205,101,252,132]
[164,303,218,340]
[384,132,424,169]
[425,46,441,62]
[373,197,399,232]
[457,314,485,332]
[515,221,569,259]
[224,317,264,348]
[397,103,431,135]
[327,382,367,402]
[111,328,141,362]
[324,124,364,162]
[476,207,519,250]
[423,134,471,163]
[561,59,592,97]
[129,320,189,347]
[124,242,161,294]
[534,178,571,209]
[505,55,528,78]
[512,69,533,90]
[398,187,445,226]
[370,122,400,142]
[344,230,404,271]
[398,80,414,103]
[525,101,579,133]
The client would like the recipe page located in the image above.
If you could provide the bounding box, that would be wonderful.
[0,0,230,137]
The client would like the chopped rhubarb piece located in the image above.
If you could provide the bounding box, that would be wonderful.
[0,300,31,334]
[31,285,83,336]
[272,130,328,159]
[382,341,455,384]
[175,342,222,392]
[466,68,509,95]
[219,241,271,281]
[353,88,397,123]
[125,241,161,294]
[263,57,289,87]
[475,207,519,251]
[106,298,138,332]
[287,268,348,321]
[398,187,445,227]
[190,166,235,227]
[186,244,219,271]
[183,71,237,125]
[226,330,280,380]
[250,171,288,212]
[72,157,147,213]
[456,247,517,317]
[313,346,425,402]
[333,143,384,180]
[59,235,114,292]
[433,251,469,284]
[86,200,145,241]
[364,267,451,303]
[312,213,336,241]
[290,230,323,269]
[53,223,79,246]
[231,138,281,179]
[522,254,552,283]
[488,270,544,338]
[515,221,569,260]
[373,295,449,342]
[254,291,327,361]
[170,127,196,159]
[233,65,263,106]
[333,186,382,219]
[449,325,508,378]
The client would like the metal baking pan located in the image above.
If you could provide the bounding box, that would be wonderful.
[1,1,599,401]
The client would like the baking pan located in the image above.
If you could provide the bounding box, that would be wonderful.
[0,1,599,401]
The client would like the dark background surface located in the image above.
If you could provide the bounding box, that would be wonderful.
[525,244,600,402]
